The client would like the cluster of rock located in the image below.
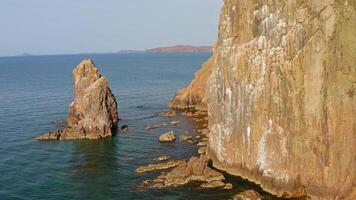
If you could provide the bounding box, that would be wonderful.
[37,59,118,140]
[169,0,355,199]
[138,156,231,190]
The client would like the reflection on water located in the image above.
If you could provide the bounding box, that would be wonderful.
[69,138,119,199]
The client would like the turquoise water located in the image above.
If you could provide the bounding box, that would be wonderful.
[0,53,275,200]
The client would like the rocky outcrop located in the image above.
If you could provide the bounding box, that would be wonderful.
[136,160,185,174]
[172,0,355,199]
[37,59,118,140]
[167,56,216,110]
[232,190,262,200]
[140,156,228,189]
[159,131,176,142]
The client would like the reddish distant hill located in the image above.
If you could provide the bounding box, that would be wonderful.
[146,45,212,53]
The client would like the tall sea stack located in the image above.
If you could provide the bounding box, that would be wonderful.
[37,59,119,140]
[170,0,355,199]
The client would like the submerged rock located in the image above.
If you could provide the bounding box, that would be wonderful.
[179,132,192,141]
[200,180,225,188]
[36,130,62,141]
[170,120,179,125]
[37,59,118,140]
[135,160,185,174]
[160,111,176,117]
[145,124,161,131]
[159,131,176,143]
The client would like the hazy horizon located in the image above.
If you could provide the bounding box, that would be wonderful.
[0,0,222,57]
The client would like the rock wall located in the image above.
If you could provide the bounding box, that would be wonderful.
[206,0,355,199]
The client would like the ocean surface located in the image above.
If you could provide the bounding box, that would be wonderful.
[0,53,275,200]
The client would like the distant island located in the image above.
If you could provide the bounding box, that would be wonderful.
[146,45,212,53]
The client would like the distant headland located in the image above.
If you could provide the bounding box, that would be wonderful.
[145,45,212,53]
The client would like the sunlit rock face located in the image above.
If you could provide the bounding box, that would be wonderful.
[206,0,355,199]
[168,56,216,111]
[64,59,119,139]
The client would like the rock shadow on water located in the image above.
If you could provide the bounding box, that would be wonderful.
[66,137,119,199]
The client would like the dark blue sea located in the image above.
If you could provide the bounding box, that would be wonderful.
[0,53,275,200]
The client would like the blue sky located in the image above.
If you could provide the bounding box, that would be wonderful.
[0,0,222,56]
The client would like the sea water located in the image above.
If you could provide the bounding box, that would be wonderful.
[0,53,275,200]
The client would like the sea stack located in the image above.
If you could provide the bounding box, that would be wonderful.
[37,59,118,140]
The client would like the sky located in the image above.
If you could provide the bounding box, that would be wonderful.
[0,0,222,56]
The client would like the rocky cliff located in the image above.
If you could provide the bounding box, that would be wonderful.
[168,55,215,110]
[37,59,119,140]
[172,0,356,199]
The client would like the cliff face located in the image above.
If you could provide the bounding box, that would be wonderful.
[206,0,355,199]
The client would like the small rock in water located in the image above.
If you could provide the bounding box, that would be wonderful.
[198,147,207,154]
[160,111,176,117]
[153,155,170,161]
[232,190,262,200]
[223,183,233,190]
[159,131,176,142]
[187,139,194,144]
[200,180,226,188]
[36,130,62,141]
[135,160,184,174]
[179,132,192,141]
[171,120,179,125]
[145,124,161,130]
[161,122,168,126]
[197,141,208,146]
[121,125,129,132]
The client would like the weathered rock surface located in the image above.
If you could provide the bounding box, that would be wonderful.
[37,59,118,140]
[167,56,216,110]
[171,0,356,199]
[159,131,176,142]
[153,155,170,162]
[160,111,176,117]
[140,156,226,189]
[136,160,185,174]
[179,133,192,141]
[232,190,262,200]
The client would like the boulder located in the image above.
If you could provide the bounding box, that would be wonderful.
[159,131,176,142]
[37,59,118,140]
